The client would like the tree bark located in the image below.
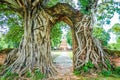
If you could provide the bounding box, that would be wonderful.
[74,15,111,73]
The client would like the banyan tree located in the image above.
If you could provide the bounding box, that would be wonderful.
[0,0,111,78]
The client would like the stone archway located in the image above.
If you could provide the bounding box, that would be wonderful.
[50,21,78,69]
[47,3,110,74]
[47,3,82,71]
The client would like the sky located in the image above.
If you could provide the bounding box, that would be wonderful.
[105,13,120,43]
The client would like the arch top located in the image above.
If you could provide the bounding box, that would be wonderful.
[45,3,83,29]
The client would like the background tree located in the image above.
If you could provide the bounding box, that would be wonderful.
[0,7,23,49]
[66,30,72,46]
[92,27,110,46]
[108,23,120,50]
[51,22,63,49]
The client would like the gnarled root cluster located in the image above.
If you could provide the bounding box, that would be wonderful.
[74,15,111,74]
[1,37,57,78]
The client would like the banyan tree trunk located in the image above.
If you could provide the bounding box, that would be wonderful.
[74,15,111,73]
[3,9,57,77]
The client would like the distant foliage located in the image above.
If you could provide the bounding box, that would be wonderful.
[97,1,120,26]
[0,12,23,49]
[110,23,120,35]
[79,0,91,14]
[108,23,120,50]
[101,67,120,77]
[0,37,8,50]
[47,0,59,7]
[93,27,110,46]
[51,22,63,48]
[5,26,23,48]
[48,0,76,8]
[66,30,72,46]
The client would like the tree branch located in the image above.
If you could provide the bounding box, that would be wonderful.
[0,0,19,8]
[32,0,40,8]
[0,0,24,15]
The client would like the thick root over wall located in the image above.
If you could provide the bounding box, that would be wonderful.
[74,15,111,74]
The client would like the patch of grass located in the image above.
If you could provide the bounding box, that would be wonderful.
[101,70,112,77]
[74,70,81,75]
[100,66,120,77]
[68,51,73,59]
[0,68,45,80]
[86,76,120,80]
[32,69,45,80]
[25,70,32,78]
[113,67,120,75]
[0,71,19,80]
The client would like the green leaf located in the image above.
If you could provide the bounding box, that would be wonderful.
[83,66,89,72]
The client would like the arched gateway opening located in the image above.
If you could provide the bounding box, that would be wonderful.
[50,22,75,76]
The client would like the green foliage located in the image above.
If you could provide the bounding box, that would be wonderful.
[0,37,8,50]
[5,26,23,48]
[105,59,112,71]
[0,71,19,80]
[79,61,94,73]
[79,0,91,14]
[4,14,23,48]
[0,68,45,80]
[0,10,23,49]
[100,60,120,77]
[74,61,94,75]
[93,27,110,46]
[47,0,76,8]
[26,71,32,78]
[108,43,120,50]
[82,61,94,72]
[100,59,112,77]
[51,22,63,48]
[101,70,112,77]
[113,67,120,75]
[74,70,81,75]
[47,0,59,7]
[66,30,72,46]
[97,1,120,25]
[101,67,120,77]
[110,23,120,35]
[32,69,45,80]
[107,23,120,50]
[0,4,7,9]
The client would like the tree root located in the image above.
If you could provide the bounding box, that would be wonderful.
[74,15,112,74]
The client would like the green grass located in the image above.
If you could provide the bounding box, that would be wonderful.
[68,51,73,59]
[85,77,120,80]
[74,75,120,80]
